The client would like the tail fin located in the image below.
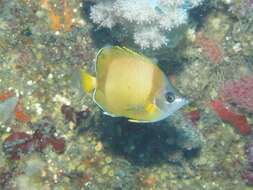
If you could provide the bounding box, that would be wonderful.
[80,69,96,93]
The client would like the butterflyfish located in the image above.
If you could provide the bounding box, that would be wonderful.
[80,46,188,123]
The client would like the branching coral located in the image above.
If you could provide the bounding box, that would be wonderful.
[90,0,203,49]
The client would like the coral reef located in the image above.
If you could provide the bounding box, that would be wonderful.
[89,0,203,49]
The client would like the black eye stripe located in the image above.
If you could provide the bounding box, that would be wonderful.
[165,92,175,103]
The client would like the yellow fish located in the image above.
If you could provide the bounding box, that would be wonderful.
[80,46,188,123]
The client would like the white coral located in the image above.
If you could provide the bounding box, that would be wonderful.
[189,0,204,7]
[114,0,156,24]
[158,8,187,30]
[134,27,168,49]
[159,0,185,8]
[90,0,203,49]
[90,2,116,28]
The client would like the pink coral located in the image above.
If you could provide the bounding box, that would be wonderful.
[221,75,253,113]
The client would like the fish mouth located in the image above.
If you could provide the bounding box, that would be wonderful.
[152,96,189,122]
[178,97,189,105]
[163,96,189,117]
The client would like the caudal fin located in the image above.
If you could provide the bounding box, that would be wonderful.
[80,69,96,93]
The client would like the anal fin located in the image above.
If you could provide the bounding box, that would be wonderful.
[103,111,117,117]
[128,119,150,123]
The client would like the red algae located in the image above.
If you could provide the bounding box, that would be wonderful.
[30,118,65,153]
[3,118,66,160]
[32,130,51,151]
[14,102,31,123]
[210,99,251,135]
[220,75,253,113]
[0,90,31,123]
[48,6,62,31]
[245,141,253,165]
[3,132,33,160]
[0,168,16,189]
[0,90,15,101]
[61,104,76,123]
[62,0,74,32]
[185,109,200,125]
[49,137,65,153]
[43,0,74,32]
[61,104,90,125]
[143,175,158,187]
[242,170,253,185]
[196,31,223,64]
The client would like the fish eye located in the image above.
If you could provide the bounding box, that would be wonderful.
[165,92,175,103]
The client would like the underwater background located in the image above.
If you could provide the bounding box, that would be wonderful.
[0,0,253,189]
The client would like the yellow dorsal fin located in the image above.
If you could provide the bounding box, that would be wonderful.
[80,69,96,93]
[97,46,149,64]
[114,46,149,60]
[121,46,142,56]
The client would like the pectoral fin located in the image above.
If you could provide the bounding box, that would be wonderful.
[145,103,159,114]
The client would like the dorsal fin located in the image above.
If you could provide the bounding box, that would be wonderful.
[96,46,153,69]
